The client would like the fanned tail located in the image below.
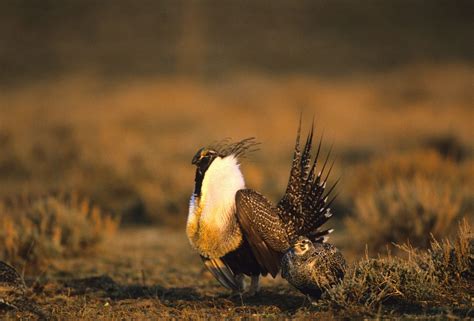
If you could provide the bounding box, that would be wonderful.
[277,117,338,244]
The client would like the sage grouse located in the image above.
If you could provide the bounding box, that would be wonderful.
[187,120,339,295]
[281,237,346,298]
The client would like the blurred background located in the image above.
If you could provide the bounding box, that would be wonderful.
[0,0,472,254]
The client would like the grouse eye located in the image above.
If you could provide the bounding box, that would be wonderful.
[192,148,217,167]
[201,150,217,163]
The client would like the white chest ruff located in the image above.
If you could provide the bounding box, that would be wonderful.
[186,155,245,258]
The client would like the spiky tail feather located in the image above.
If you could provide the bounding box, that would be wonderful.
[277,117,338,244]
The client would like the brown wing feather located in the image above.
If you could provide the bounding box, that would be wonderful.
[235,189,289,277]
[201,256,240,291]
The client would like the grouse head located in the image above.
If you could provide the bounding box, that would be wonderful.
[191,138,259,197]
[292,237,314,257]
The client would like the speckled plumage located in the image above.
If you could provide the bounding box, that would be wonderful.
[281,237,346,299]
[277,120,337,243]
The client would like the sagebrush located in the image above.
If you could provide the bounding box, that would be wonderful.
[345,151,473,252]
[321,219,473,316]
[0,193,118,274]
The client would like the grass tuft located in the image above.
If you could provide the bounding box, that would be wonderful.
[321,219,473,316]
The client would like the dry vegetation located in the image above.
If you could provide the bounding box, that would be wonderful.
[0,194,118,275]
[0,220,471,319]
[345,151,473,252]
[0,64,473,319]
[1,2,472,318]
[0,64,472,225]
[321,220,473,316]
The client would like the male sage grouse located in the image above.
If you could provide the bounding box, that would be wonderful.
[187,119,343,295]
[281,237,346,298]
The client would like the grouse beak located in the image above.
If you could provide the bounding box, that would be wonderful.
[192,148,205,165]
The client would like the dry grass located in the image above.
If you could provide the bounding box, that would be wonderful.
[415,218,473,285]
[345,151,473,252]
[0,65,472,318]
[0,65,472,224]
[321,256,440,315]
[0,193,118,275]
[345,150,472,197]
[1,222,471,320]
[321,219,473,316]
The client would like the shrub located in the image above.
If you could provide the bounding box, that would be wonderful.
[321,220,473,315]
[0,193,118,275]
[322,255,440,315]
[409,218,473,285]
[345,151,473,252]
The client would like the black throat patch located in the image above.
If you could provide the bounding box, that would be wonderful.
[191,137,259,197]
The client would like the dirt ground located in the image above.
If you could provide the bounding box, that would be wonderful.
[6,228,310,320]
[2,227,470,320]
